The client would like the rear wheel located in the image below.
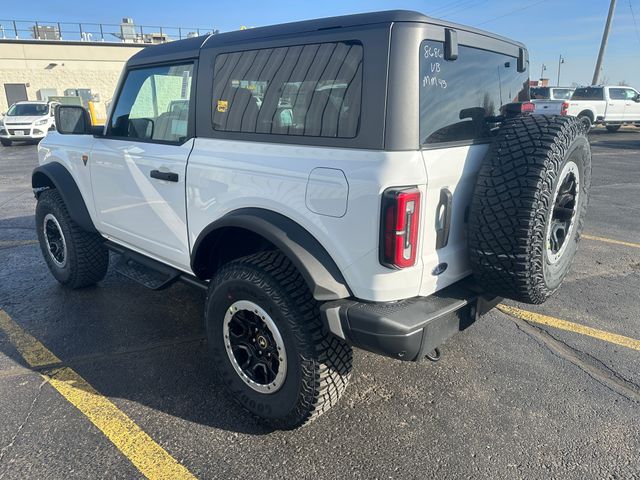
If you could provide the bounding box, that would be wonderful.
[468,115,591,304]
[205,251,352,429]
[605,124,621,132]
[36,189,109,288]
[0,139,11,147]
[578,114,592,131]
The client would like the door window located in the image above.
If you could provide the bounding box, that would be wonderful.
[212,41,363,138]
[609,88,627,100]
[623,88,638,100]
[109,64,194,143]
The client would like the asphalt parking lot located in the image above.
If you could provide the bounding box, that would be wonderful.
[0,128,639,479]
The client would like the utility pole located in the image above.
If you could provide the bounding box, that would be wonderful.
[540,63,547,81]
[592,0,617,85]
[557,55,565,86]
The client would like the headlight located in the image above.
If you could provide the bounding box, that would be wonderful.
[35,118,49,126]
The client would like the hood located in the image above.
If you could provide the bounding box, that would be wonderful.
[3,115,48,124]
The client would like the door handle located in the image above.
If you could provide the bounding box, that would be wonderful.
[150,170,179,182]
[435,188,453,250]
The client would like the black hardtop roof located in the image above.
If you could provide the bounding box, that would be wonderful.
[128,9,525,66]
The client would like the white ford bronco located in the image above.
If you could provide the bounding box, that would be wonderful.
[33,11,591,429]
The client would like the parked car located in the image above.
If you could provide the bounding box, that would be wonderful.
[0,101,56,146]
[32,10,591,429]
[530,86,574,116]
[566,85,640,131]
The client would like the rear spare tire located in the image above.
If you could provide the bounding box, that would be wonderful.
[605,124,621,132]
[468,115,591,304]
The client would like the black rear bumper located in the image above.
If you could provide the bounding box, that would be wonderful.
[320,284,500,362]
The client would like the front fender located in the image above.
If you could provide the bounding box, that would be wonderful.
[32,162,97,233]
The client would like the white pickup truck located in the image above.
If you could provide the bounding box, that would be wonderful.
[566,85,640,131]
[530,86,574,116]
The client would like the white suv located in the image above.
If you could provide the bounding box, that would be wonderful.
[1,101,56,146]
[32,10,591,428]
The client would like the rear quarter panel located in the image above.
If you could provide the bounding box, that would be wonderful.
[187,139,428,302]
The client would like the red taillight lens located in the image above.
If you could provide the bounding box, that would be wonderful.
[560,101,569,116]
[380,187,421,269]
[520,102,535,113]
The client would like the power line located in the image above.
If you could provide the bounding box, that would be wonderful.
[476,0,549,26]
[440,0,488,19]
[428,1,470,16]
[630,0,640,45]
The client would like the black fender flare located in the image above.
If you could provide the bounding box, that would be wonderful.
[32,162,97,233]
[191,208,352,301]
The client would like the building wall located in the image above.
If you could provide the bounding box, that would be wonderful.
[0,40,145,119]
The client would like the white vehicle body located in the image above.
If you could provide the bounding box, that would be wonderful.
[566,85,640,125]
[39,134,486,302]
[0,101,56,143]
[530,87,574,116]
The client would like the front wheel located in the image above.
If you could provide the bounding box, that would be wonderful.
[205,251,352,429]
[36,189,109,288]
[0,139,11,147]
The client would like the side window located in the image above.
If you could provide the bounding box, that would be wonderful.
[624,88,638,100]
[212,41,363,138]
[109,63,194,143]
[609,88,626,100]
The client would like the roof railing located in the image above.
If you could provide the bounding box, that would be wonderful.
[0,19,219,44]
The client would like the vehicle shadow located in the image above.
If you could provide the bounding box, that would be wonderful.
[0,214,275,436]
[588,128,640,150]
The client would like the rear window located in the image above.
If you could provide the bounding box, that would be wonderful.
[212,41,363,138]
[551,88,574,100]
[531,87,550,100]
[419,41,529,145]
[571,87,603,100]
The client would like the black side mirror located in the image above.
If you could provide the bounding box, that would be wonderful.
[55,105,92,135]
[635,94,640,103]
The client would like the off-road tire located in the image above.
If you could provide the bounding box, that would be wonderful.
[36,189,109,288]
[205,250,352,429]
[0,139,11,147]
[468,115,591,304]
[605,124,621,132]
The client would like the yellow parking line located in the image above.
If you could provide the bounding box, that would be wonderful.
[498,305,640,352]
[0,240,39,248]
[0,310,197,480]
[582,234,640,249]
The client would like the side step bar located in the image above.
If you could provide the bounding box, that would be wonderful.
[105,241,208,291]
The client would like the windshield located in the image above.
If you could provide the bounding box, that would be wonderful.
[7,103,49,117]
[419,41,529,145]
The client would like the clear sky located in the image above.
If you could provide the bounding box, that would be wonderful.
[2,0,639,89]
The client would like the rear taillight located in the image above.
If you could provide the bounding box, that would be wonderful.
[560,101,569,116]
[520,102,535,113]
[380,187,421,269]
